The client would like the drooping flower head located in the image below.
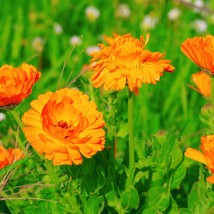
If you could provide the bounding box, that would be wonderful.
[0,63,41,109]
[185,134,214,183]
[89,33,174,94]
[0,146,23,169]
[181,35,214,76]
[22,88,105,166]
[190,71,211,97]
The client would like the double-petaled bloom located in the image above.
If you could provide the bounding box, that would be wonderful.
[190,71,211,97]
[0,63,41,109]
[0,146,23,169]
[185,134,214,183]
[181,35,214,76]
[89,33,175,94]
[22,88,105,166]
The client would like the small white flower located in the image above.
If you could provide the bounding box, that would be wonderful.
[116,4,131,18]
[85,46,100,56]
[32,37,45,52]
[0,113,5,122]
[69,35,82,46]
[85,6,100,21]
[194,0,204,7]
[53,23,63,35]
[194,0,204,12]
[192,19,207,33]
[140,15,158,30]
[167,8,181,21]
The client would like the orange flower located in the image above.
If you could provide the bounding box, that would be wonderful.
[0,146,23,169]
[181,35,214,76]
[89,33,174,94]
[185,134,214,183]
[22,88,105,166]
[190,71,211,97]
[0,63,41,109]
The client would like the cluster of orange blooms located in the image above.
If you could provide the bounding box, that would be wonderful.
[0,146,23,169]
[0,33,213,185]
[181,35,214,183]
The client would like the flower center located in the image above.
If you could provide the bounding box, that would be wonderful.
[58,120,71,129]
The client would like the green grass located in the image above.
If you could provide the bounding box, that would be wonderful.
[0,0,214,213]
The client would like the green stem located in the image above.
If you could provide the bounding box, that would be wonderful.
[44,160,61,185]
[10,109,25,150]
[127,90,134,186]
[10,109,24,130]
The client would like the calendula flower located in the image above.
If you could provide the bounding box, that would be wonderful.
[89,33,174,94]
[190,71,210,96]
[181,35,214,76]
[0,63,41,109]
[22,88,105,166]
[185,134,214,183]
[0,146,23,169]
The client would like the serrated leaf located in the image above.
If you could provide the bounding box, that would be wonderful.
[121,186,139,210]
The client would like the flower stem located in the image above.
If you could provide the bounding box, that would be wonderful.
[127,90,134,186]
[10,109,25,150]
[10,109,24,130]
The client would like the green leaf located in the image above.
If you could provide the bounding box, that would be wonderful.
[145,186,170,212]
[0,155,35,177]
[170,143,183,169]
[179,208,192,214]
[187,168,214,214]
[117,122,128,138]
[167,196,179,214]
[134,171,149,184]
[96,166,106,191]
[171,163,186,190]
[142,208,157,214]
[105,190,119,208]
[84,196,104,214]
[121,186,139,210]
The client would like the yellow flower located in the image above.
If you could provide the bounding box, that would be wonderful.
[181,35,214,76]
[185,134,214,183]
[0,146,23,169]
[0,63,41,109]
[22,88,105,166]
[190,71,211,97]
[89,33,174,94]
